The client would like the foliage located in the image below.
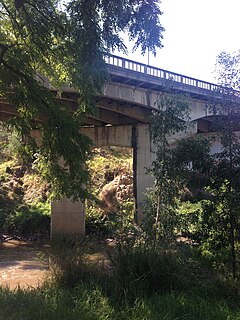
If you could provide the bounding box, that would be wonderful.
[205,50,240,278]
[171,51,240,279]
[147,92,213,243]
[177,201,203,238]
[2,202,50,235]
[172,136,212,191]
[49,239,107,288]
[85,206,112,238]
[1,234,239,319]
[109,240,179,299]
[87,147,132,196]
[147,93,191,241]
[0,132,134,238]
[146,51,240,279]
[0,149,51,236]
[0,0,164,200]
[85,147,133,237]
[1,207,239,319]
[0,123,10,161]
[0,122,33,164]
[215,50,240,90]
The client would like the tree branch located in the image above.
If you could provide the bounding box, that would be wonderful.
[0,43,9,64]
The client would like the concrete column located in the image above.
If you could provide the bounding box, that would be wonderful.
[51,199,85,240]
[132,124,155,223]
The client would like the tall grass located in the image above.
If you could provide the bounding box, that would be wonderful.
[0,283,239,320]
[1,235,240,319]
[49,239,110,287]
[108,241,179,300]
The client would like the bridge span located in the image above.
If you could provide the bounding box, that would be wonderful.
[0,55,237,239]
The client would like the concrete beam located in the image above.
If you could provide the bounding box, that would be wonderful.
[82,125,132,148]
[103,82,158,109]
[103,82,212,121]
[96,99,151,123]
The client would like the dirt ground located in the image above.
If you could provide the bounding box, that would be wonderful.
[0,240,49,289]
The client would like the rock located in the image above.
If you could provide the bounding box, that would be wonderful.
[99,174,133,213]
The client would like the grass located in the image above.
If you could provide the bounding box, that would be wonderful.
[1,239,240,320]
[0,283,239,320]
[0,142,239,319]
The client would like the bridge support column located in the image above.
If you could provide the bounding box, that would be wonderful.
[51,199,85,240]
[133,124,155,223]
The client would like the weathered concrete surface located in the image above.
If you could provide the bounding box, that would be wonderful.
[51,199,85,239]
[103,82,211,121]
[133,124,155,222]
[82,125,132,147]
[200,131,240,154]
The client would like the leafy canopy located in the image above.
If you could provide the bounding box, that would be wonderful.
[0,0,164,199]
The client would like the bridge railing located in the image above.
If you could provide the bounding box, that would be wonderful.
[105,54,219,93]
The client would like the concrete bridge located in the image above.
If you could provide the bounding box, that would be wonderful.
[0,55,236,238]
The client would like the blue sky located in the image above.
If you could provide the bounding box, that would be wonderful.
[116,0,240,84]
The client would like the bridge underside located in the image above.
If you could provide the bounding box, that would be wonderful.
[1,70,239,239]
[0,91,155,238]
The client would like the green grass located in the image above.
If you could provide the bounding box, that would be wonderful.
[0,283,239,320]
[1,239,240,320]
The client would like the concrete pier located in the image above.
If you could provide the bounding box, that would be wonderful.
[51,199,85,240]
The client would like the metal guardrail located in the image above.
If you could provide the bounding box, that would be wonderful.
[105,54,219,93]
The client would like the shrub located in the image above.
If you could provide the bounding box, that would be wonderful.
[85,206,113,238]
[109,240,178,299]
[3,203,50,236]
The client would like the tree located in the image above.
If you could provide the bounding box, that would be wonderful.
[146,51,240,278]
[0,0,164,199]
[174,51,240,279]
[215,50,240,90]
[206,50,240,278]
[178,51,240,278]
[146,92,191,241]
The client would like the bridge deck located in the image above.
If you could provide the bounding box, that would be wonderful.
[106,55,220,100]
[1,55,239,126]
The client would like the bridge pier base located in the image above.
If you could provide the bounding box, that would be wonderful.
[51,198,85,241]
